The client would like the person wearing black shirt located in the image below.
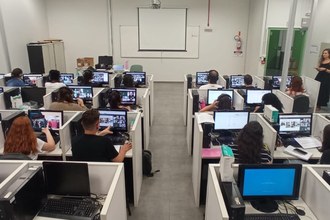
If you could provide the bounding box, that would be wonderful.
[72,109,132,162]
[320,124,330,164]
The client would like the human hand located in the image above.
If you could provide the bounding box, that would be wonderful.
[41,126,50,134]
[77,98,85,106]
[97,126,113,136]
[211,100,219,108]
[122,141,132,152]
[319,67,327,72]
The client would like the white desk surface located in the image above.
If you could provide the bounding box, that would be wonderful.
[274,146,322,160]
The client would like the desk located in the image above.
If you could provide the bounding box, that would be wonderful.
[205,164,325,220]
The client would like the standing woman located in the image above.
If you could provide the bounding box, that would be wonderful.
[315,48,330,110]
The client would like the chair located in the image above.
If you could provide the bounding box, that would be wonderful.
[129,64,143,72]
[292,95,310,113]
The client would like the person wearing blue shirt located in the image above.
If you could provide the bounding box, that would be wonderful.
[6,68,25,87]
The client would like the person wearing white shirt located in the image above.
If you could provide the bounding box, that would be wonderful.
[199,70,222,90]
[45,69,66,89]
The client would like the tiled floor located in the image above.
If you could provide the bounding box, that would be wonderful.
[128,82,204,220]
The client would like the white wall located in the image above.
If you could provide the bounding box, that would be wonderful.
[0,0,49,73]
[111,0,250,81]
[45,0,111,73]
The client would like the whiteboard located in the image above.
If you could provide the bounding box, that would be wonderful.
[138,8,187,51]
[120,26,199,58]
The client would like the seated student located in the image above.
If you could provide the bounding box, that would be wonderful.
[6,68,25,87]
[72,109,132,162]
[199,70,222,90]
[80,67,102,87]
[200,94,233,112]
[232,121,272,164]
[243,74,255,89]
[254,93,283,113]
[285,76,307,97]
[49,86,88,111]
[108,90,131,111]
[45,69,66,89]
[4,116,55,160]
[122,73,135,87]
[319,124,330,164]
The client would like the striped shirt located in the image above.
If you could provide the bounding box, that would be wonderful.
[230,145,272,164]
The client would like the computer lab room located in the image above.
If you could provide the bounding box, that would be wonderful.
[0,0,330,220]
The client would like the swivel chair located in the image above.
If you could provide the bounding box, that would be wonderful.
[292,95,310,113]
[129,64,143,72]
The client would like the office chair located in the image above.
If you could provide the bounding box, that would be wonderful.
[292,95,310,113]
[129,64,143,72]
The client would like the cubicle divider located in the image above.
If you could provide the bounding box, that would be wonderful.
[302,76,320,112]
[0,78,5,87]
[218,75,227,88]
[253,75,265,89]
[92,87,105,109]
[0,161,128,220]
[273,89,294,113]
[138,88,150,149]
[192,113,277,206]
[147,74,154,126]
[183,74,189,126]
[0,93,5,109]
[233,90,244,110]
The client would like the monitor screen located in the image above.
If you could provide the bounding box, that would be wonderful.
[28,110,63,132]
[99,109,128,132]
[111,88,137,105]
[196,72,209,86]
[230,75,245,88]
[272,76,292,88]
[213,111,249,130]
[246,89,272,105]
[125,72,146,85]
[238,164,302,212]
[20,87,46,107]
[23,74,43,86]
[113,64,124,71]
[207,89,234,105]
[93,71,109,84]
[278,114,312,136]
[60,73,74,85]
[0,87,3,93]
[68,85,93,102]
[43,161,91,196]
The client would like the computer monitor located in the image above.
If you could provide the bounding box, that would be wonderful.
[207,89,234,105]
[112,64,124,72]
[60,73,74,85]
[68,85,93,102]
[195,72,209,86]
[99,109,128,132]
[230,75,245,88]
[23,74,43,86]
[278,113,312,137]
[3,87,20,109]
[28,110,63,132]
[125,72,146,86]
[111,88,137,105]
[246,89,272,105]
[213,111,249,131]
[21,87,46,108]
[92,71,109,84]
[1,111,26,138]
[43,161,91,197]
[238,164,302,213]
[272,75,292,88]
[0,87,3,93]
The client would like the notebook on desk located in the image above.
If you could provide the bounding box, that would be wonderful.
[38,161,101,220]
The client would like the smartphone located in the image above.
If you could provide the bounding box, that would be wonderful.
[293,148,308,155]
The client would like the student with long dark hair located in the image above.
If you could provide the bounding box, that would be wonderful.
[49,87,88,111]
[320,124,330,164]
[254,93,283,113]
[200,94,233,112]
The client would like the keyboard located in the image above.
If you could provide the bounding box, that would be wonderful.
[245,213,300,220]
[38,133,60,144]
[38,198,101,220]
[281,137,301,148]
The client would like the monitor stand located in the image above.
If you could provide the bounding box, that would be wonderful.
[250,199,278,213]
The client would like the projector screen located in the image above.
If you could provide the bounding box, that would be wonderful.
[138,8,187,51]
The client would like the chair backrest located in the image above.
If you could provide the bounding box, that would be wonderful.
[292,95,309,113]
[0,153,32,160]
[130,64,143,72]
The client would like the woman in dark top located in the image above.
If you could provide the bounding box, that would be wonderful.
[320,124,330,164]
[254,93,283,113]
[108,90,130,111]
[234,121,272,164]
[315,48,330,110]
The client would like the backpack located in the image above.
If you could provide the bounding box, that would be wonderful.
[142,150,159,177]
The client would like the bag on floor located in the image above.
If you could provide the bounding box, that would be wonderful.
[142,150,159,177]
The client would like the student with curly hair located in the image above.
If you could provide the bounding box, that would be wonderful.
[200,94,233,112]
[285,76,306,97]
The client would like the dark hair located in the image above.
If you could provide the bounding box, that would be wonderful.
[49,69,61,82]
[57,86,74,103]
[11,68,23,78]
[82,70,94,85]
[244,74,253,85]
[216,94,232,110]
[320,48,330,64]
[237,121,264,164]
[208,70,219,84]
[108,90,122,109]
[81,109,99,130]
[290,76,304,92]
[321,124,330,152]
[123,74,134,87]
[262,93,283,113]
